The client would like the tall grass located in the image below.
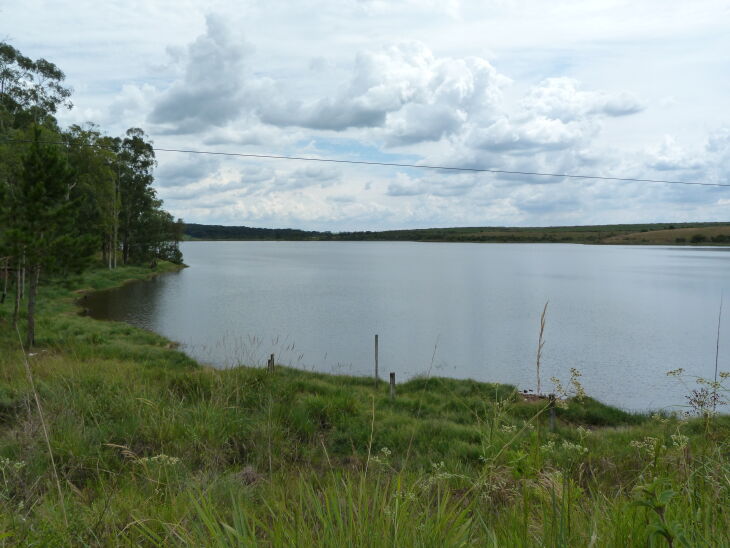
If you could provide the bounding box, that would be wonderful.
[535,301,548,396]
[0,264,728,546]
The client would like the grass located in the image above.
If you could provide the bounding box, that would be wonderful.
[0,264,729,545]
[603,225,730,245]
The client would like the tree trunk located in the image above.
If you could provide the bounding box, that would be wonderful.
[113,182,119,269]
[13,260,21,327]
[102,238,108,267]
[1,259,7,305]
[19,256,25,300]
[26,264,40,348]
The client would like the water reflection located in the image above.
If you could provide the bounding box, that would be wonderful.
[86,242,730,412]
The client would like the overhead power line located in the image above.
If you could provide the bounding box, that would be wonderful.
[2,137,728,188]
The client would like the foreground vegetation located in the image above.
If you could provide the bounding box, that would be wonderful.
[0,265,728,546]
[185,221,730,246]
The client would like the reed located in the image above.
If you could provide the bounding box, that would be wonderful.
[536,300,548,396]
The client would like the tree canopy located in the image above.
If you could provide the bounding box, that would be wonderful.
[0,41,183,346]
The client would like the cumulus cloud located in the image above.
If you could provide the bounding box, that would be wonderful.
[642,128,730,190]
[459,78,644,159]
[696,128,730,186]
[275,165,342,191]
[155,155,220,188]
[201,119,304,148]
[83,13,730,230]
[464,116,594,153]
[142,17,649,201]
[645,136,704,171]
[160,162,343,209]
[521,78,644,121]
[142,20,682,230]
[256,41,508,145]
[149,14,253,134]
[387,172,477,197]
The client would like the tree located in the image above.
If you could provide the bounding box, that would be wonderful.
[3,129,95,346]
[63,124,118,268]
[0,41,183,346]
[118,128,156,264]
[0,41,72,131]
[0,42,74,326]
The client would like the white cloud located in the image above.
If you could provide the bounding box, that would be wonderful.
[149,14,254,134]
[5,1,730,230]
[155,155,220,188]
[521,78,644,121]
[645,136,704,172]
[257,41,508,143]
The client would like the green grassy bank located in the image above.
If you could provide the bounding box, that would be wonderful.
[0,265,729,546]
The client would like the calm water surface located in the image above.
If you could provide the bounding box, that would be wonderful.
[86,241,730,412]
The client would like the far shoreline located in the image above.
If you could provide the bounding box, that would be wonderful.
[184,221,730,246]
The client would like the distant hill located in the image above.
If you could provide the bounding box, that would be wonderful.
[184,222,730,245]
[184,223,325,241]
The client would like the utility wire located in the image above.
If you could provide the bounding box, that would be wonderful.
[2,137,728,188]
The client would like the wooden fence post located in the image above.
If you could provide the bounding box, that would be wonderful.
[548,394,556,431]
[374,334,379,385]
[268,353,275,373]
[389,372,396,400]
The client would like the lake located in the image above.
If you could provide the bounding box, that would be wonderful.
[85,241,730,412]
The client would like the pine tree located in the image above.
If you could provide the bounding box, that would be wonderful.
[6,128,95,346]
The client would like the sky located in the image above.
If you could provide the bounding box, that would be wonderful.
[2,0,730,230]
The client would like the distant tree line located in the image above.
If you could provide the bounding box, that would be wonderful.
[184,223,324,241]
[0,41,183,346]
[184,222,730,244]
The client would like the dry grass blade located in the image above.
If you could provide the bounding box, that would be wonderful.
[536,301,549,396]
[714,294,723,413]
[16,325,68,530]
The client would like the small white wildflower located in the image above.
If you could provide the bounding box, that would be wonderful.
[630,437,666,456]
[550,377,565,396]
[569,369,587,401]
[0,458,26,472]
[671,434,689,449]
[137,454,180,466]
[561,440,588,454]
[500,424,517,433]
[541,440,556,452]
